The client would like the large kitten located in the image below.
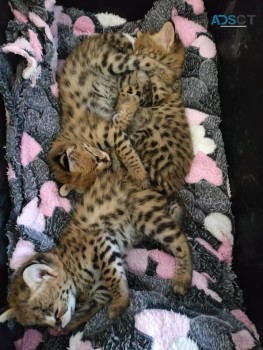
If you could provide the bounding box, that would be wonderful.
[0,168,192,330]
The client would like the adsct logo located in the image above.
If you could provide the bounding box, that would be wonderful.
[211,15,256,27]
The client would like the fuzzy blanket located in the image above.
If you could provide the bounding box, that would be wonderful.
[0,0,262,349]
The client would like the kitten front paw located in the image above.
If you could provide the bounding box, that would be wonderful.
[158,67,176,86]
[118,91,140,113]
[173,272,192,295]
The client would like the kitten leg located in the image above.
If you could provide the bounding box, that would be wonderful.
[106,126,150,189]
[96,231,129,320]
[65,300,104,331]
[113,70,153,130]
[113,93,139,130]
[130,189,192,295]
[104,53,175,86]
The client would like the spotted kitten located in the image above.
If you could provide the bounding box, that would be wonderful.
[116,21,193,195]
[0,24,193,332]
[50,22,193,198]
[0,167,192,330]
[49,31,175,193]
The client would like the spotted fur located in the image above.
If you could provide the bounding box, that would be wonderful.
[115,22,193,195]
[51,22,193,197]
[49,31,176,193]
[1,169,192,330]
[0,24,193,331]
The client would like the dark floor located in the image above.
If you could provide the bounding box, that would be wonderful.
[0,0,262,343]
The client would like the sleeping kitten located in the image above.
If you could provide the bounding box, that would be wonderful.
[48,31,175,193]
[51,22,193,197]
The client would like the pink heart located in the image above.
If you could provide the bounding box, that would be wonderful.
[135,310,190,350]
[172,11,206,47]
[17,197,45,232]
[20,132,42,166]
[185,108,208,126]
[192,35,216,58]
[231,330,255,350]
[231,310,259,340]
[217,237,233,264]
[184,0,204,15]
[148,250,175,279]
[10,240,36,270]
[185,151,223,186]
[14,329,43,350]
[39,181,71,217]
[196,238,223,261]
[196,237,232,264]
[192,270,221,302]
[28,29,43,62]
[73,16,95,36]
[126,249,149,275]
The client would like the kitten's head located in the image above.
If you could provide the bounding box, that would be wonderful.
[0,253,76,329]
[48,136,111,196]
[135,21,185,78]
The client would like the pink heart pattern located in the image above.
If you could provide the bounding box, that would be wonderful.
[20,132,43,166]
[191,35,216,59]
[10,239,36,270]
[73,16,95,36]
[185,151,223,186]
[17,197,45,232]
[231,330,255,350]
[184,0,204,15]
[135,310,190,350]
[185,108,208,126]
[172,9,206,47]
[192,270,221,302]
[148,250,175,279]
[14,329,43,350]
[39,181,71,217]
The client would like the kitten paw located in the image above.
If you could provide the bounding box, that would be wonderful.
[157,67,176,86]
[118,92,140,112]
[173,273,192,295]
[137,177,151,190]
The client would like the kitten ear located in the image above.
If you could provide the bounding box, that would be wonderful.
[136,30,142,38]
[0,308,15,323]
[23,264,57,290]
[154,21,175,50]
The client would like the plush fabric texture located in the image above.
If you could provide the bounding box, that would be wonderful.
[0,0,262,349]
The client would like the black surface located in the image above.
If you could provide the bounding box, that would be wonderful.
[204,0,263,340]
[0,0,262,343]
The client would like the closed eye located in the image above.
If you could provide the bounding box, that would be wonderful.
[54,308,59,319]
[95,156,109,164]
[59,153,70,172]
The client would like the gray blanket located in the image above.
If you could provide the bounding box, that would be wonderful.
[0,0,261,349]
